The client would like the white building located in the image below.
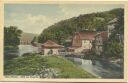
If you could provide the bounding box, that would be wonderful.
[41,40,64,55]
[107,18,118,37]
[68,32,96,53]
[93,31,108,55]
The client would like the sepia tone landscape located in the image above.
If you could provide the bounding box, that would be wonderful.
[4,4,124,78]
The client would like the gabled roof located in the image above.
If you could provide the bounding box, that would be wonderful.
[95,31,108,41]
[42,40,64,48]
[75,31,97,40]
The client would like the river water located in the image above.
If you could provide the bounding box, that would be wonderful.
[18,45,39,56]
[66,57,123,78]
[14,45,123,78]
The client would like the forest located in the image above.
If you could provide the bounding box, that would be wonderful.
[38,8,124,46]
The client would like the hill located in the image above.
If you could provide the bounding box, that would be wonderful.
[38,8,124,45]
[20,32,38,44]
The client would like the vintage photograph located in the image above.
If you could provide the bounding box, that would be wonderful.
[4,4,124,79]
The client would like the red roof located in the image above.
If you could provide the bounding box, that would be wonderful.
[100,31,108,41]
[42,40,64,48]
[71,32,96,47]
[76,32,96,40]
[96,31,108,41]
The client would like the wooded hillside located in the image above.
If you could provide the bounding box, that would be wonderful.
[38,8,124,45]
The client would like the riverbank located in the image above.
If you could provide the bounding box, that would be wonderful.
[4,54,96,78]
[65,56,123,78]
[64,53,123,68]
[45,55,96,78]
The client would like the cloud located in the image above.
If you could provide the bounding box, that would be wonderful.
[58,4,124,19]
[5,13,58,34]
[4,4,124,34]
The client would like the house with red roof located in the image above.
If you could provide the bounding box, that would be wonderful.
[92,18,117,55]
[68,30,109,54]
[93,31,108,55]
[41,40,64,55]
[68,31,97,53]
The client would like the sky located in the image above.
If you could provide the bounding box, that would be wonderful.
[4,4,124,34]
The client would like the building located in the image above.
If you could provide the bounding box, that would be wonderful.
[68,31,96,53]
[92,18,118,55]
[93,31,108,55]
[20,32,38,45]
[107,18,117,37]
[41,40,64,55]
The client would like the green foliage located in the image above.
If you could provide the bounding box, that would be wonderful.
[4,45,18,50]
[38,8,123,45]
[104,41,123,57]
[114,9,124,35]
[31,36,37,44]
[4,26,22,46]
[103,8,124,58]
[4,26,22,60]
[44,56,95,78]
[4,55,95,78]
[4,46,19,60]
[4,54,48,75]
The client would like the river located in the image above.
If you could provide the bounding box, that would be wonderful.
[66,57,123,78]
[18,45,39,56]
[9,45,123,78]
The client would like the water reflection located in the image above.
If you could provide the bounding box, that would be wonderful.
[5,45,123,79]
[66,57,123,78]
[18,45,39,56]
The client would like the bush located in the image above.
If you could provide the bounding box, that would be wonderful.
[22,53,34,57]
[4,45,19,60]
[4,45,18,50]
[4,55,48,76]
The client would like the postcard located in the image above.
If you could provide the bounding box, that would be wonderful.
[0,0,128,82]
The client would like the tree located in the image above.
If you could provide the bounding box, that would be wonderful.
[4,26,22,60]
[4,26,22,46]
[38,8,123,45]
[103,9,124,58]
[31,36,37,44]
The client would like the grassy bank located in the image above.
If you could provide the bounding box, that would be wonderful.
[4,54,96,78]
[44,55,95,78]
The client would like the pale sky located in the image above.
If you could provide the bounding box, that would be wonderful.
[4,4,124,34]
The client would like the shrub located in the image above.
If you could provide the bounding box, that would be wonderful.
[4,45,19,60]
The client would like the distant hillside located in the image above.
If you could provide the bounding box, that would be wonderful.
[20,32,38,44]
[38,8,124,45]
